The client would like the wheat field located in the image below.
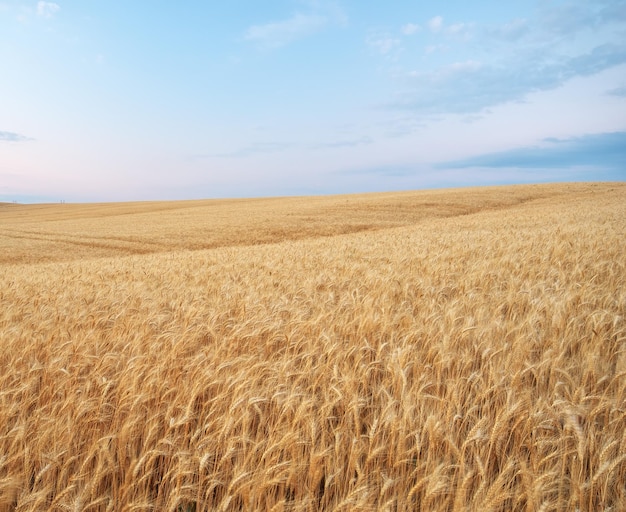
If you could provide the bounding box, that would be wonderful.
[0,182,625,511]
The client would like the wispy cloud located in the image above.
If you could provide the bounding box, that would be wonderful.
[0,130,33,142]
[539,1,591,35]
[379,115,429,138]
[338,132,626,187]
[424,44,446,55]
[210,135,372,157]
[428,16,443,33]
[538,0,626,36]
[424,15,472,38]
[36,1,59,18]
[311,136,373,150]
[394,43,626,114]
[606,85,626,97]
[401,23,421,35]
[367,34,402,56]
[335,163,419,177]
[244,13,327,49]
[485,18,529,41]
[598,0,626,23]
[436,132,626,171]
[446,22,471,38]
[369,1,626,121]
[210,142,295,158]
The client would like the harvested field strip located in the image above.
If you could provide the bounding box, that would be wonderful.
[0,183,605,265]
[0,229,164,252]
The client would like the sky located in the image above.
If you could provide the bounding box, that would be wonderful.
[1,0,625,202]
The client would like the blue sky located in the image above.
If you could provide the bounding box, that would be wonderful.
[1,0,625,202]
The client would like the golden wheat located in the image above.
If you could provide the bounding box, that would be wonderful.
[0,182,624,511]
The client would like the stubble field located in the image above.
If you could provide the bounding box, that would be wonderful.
[1,182,625,511]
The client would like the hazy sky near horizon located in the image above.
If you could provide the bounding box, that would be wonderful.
[1,0,625,202]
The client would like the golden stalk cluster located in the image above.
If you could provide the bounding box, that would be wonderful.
[0,183,624,511]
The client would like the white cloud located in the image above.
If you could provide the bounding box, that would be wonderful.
[424,44,445,55]
[428,16,443,33]
[0,130,32,142]
[492,18,529,40]
[36,1,59,18]
[245,13,327,49]
[446,22,471,37]
[402,23,420,35]
[447,23,464,34]
[368,36,401,55]
[448,60,483,73]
